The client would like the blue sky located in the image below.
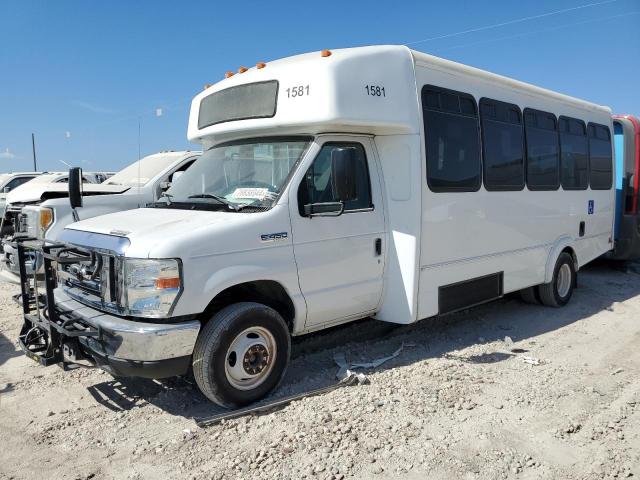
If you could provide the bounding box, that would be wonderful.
[1,0,638,173]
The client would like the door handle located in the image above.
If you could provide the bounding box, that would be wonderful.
[579,221,585,237]
[375,238,382,256]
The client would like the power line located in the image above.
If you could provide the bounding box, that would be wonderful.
[435,10,639,52]
[406,0,618,45]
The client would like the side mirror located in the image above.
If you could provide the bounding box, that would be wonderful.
[330,148,357,202]
[68,167,83,209]
[160,181,171,192]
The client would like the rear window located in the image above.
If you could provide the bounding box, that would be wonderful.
[588,123,613,190]
[198,81,279,129]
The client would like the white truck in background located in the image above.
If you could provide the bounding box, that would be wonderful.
[0,172,42,218]
[0,171,110,238]
[1,152,200,282]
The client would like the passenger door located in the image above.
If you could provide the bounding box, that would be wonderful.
[289,137,385,328]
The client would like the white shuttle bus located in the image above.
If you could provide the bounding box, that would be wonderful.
[19,46,614,407]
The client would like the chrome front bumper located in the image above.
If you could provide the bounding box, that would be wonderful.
[54,288,201,362]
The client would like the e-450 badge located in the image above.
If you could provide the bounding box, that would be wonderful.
[260,232,288,243]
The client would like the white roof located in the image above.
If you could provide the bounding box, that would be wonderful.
[409,48,610,114]
[188,45,611,145]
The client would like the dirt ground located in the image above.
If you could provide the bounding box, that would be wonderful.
[1,260,639,480]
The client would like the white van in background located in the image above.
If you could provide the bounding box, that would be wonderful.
[18,46,615,408]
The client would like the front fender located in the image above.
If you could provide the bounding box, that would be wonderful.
[178,260,307,333]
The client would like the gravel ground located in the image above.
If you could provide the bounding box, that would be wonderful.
[1,260,639,480]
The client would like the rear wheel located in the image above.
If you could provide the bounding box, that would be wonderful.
[192,302,291,407]
[538,252,576,307]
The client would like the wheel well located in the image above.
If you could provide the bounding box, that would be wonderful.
[201,280,295,331]
[561,246,578,270]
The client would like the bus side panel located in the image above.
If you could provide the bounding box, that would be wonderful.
[413,65,614,319]
[372,135,423,324]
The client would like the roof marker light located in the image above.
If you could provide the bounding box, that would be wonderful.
[225,71,234,78]
[256,62,266,69]
[238,66,248,73]
[203,83,212,90]
[321,49,332,57]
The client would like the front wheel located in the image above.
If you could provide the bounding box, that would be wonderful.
[192,302,291,407]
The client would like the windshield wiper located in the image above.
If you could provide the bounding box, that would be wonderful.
[187,193,239,211]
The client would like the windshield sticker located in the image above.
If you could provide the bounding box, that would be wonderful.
[231,187,269,200]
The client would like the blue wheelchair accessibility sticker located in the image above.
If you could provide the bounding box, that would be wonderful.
[588,200,594,215]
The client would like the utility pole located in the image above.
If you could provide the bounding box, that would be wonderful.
[31,133,37,171]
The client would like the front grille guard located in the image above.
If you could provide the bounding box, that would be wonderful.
[15,238,100,368]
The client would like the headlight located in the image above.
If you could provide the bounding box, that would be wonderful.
[22,206,54,240]
[124,258,182,318]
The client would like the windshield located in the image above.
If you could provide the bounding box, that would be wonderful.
[105,153,182,187]
[165,138,310,210]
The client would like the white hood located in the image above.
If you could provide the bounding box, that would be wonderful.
[63,205,288,259]
[6,183,129,205]
[66,207,243,243]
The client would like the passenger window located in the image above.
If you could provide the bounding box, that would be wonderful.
[588,123,613,190]
[559,116,588,190]
[298,143,372,216]
[422,85,481,192]
[480,98,524,191]
[524,108,559,190]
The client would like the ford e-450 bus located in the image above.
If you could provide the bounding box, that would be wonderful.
[17,46,614,407]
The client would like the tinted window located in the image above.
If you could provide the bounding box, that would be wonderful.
[589,123,613,190]
[524,109,559,190]
[559,117,588,190]
[422,85,480,192]
[298,143,372,216]
[4,176,34,191]
[198,81,278,129]
[480,98,524,190]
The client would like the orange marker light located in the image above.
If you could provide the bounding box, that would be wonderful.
[39,208,53,230]
[238,66,248,73]
[321,49,332,57]
[256,62,266,69]
[155,277,180,290]
[225,71,234,78]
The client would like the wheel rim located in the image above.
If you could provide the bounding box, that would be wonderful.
[224,327,277,391]
[556,263,572,298]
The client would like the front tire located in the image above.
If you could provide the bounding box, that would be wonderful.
[192,302,291,408]
[538,252,576,307]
